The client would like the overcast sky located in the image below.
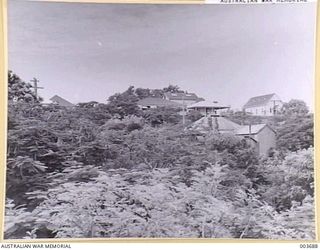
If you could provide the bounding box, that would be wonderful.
[8,1,317,109]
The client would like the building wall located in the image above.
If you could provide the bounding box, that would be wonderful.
[246,138,260,155]
[254,126,276,155]
[187,107,227,116]
[188,107,215,116]
[236,127,276,156]
[245,100,283,116]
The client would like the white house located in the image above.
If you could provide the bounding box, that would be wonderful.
[243,93,283,116]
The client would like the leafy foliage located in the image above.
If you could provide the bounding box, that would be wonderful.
[5,73,315,239]
[7,148,314,239]
[281,99,309,116]
[276,115,313,152]
[143,107,182,126]
[8,71,42,103]
[106,86,141,118]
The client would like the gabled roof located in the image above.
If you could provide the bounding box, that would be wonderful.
[164,92,199,101]
[236,124,276,135]
[243,93,276,109]
[137,97,182,107]
[216,117,242,131]
[188,100,230,109]
[50,95,74,107]
[188,116,241,133]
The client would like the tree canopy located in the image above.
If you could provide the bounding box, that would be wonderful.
[281,99,309,116]
[8,71,42,103]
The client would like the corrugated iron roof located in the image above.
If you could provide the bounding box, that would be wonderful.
[164,92,199,101]
[137,97,182,107]
[188,116,241,133]
[236,124,275,135]
[243,93,276,109]
[188,100,230,109]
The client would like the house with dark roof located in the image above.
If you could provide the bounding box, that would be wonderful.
[187,100,230,116]
[163,92,202,106]
[137,97,182,110]
[49,95,74,107]
[243,93,283,116]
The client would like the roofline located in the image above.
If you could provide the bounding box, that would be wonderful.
[243,93,277,108]
[236,124,276,135]
[163,92,199,99]
[247,93,276,100]
[188,105,230,109]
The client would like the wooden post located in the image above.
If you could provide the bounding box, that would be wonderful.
[30,77,44,100]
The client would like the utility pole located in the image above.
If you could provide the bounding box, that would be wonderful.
[30,78,44,100]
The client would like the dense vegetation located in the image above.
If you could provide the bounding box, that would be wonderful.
[4,72,315,239]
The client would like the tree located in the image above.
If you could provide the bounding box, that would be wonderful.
[186,110,203,123]
[162,85,182,93]
[276,114,313,152]
[107,86,141,118]
[135,88,152,99]
[5,80,315,239]
[75,102,112,125]
[204,134,258,169]
[143,107,182,126]
[281,99,309,116]
[256,148,314,211]
[8,71,42,103]
[76,101,99,108]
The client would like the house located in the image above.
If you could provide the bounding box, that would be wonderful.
[236,124,276,156]
[187,100,230,116]
[188,116,276,156]
[243,93,283,116]
[163,92,202,106]
[137,97,182,110]
[49,95,74,107]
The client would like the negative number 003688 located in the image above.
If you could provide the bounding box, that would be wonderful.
[300,244,318,248]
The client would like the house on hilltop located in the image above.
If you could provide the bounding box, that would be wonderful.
[243,93,283,116]
[187,100,230,116]
[137,97,182,110]
[49,95,74,107]
[163,92,202,106]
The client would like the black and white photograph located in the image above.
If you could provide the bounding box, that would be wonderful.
[4,0,317,240]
